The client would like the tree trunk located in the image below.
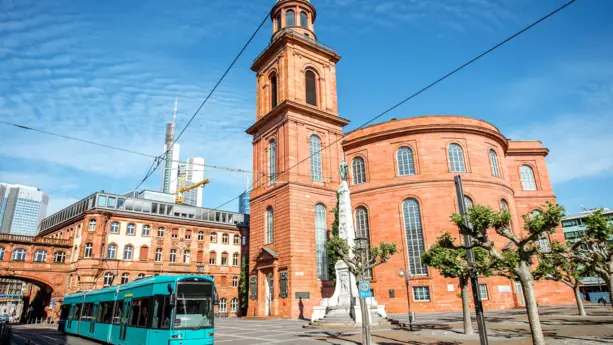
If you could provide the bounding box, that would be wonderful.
[573,284,587,316]
[459,276,474,335]
[607,278,613,311]
[520,276,546,345]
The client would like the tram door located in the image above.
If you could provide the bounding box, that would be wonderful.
[119,298,131,341]
[90,302,98,333]
[67,305,74,329]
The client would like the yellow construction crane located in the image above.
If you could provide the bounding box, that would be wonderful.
[176,176,210,204]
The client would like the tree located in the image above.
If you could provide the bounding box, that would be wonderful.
[327,237,397,343]
[328,192,341,284]
[239,253,249,316]
[446,201,565,345]
[576,210,613,310]
[422,233,498,335]
[535,241,590,316]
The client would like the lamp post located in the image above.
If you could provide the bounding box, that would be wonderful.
[355,236,372,345]
[398,268,414,331]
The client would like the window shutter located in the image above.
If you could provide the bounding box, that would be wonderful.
[140,247,149,261]
[197,250,204,263]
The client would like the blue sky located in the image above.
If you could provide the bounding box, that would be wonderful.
[1,0,612,216]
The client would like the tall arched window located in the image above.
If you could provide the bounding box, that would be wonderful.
[124,245,133,260]
[464,195,473,210]
[310,135,322,182]
[233,253,239,266]
[266,207,274,244]
[219,298,227,312]
[121,273,129,285]
[500,199,509,212]
[286,10,295,26]
[155,248,162,262]
[355,206,372,278]
[520,165,537,190]
[300,11,308,28]
[11,248,26,261]
[489,149,500,178]
[275,13,281,31]
[84,243,93,258]
[270,74,278,109]
[305,70,317,106]
[107,244,116,259]
[402,199,427,276]
[352,157,366,185]
[127,223,135,235]
[170,249,177,263]
[184,250,191,264]
[231,298,238,312]
[269,140,276,184]
[34,250,47,262]
[315,204,329,280]
[448,143,466,172]
[397,147,416,176]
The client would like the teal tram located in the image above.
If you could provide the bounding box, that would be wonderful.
[59,275,217,345]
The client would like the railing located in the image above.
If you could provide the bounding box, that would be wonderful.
[0,234,71,247]
[254,28,338,62]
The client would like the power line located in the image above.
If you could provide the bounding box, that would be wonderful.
[132,7,273,192]
[206,0,578,213]
[0,120,253,174]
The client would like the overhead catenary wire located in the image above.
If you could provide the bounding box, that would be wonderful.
[0,120,254,174]
[131,7,273,192]
[204,0,579,214]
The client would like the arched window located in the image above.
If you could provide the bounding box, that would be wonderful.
[275,13,281,31]
[155,248,162,262]
[110,222,119,233]
[142,225,150,236]
[88,219,96,231]
[310,135,323,182]
[233,253,239,266]
[209,251,216,265]
[352,157,366,185]
[270,74,278,109]
[127,223,135,235]
[448,143,466,172]
[355,206,372,278]
[231,297,238,312]
[222,233,229,244]
[0,247,4,261]
[232,276,239,288]
[500,199,509,212]
[221,252,229,266]
[286,10,295,26]
[107,244,117,259]
[520,165,537,190]
[84,243,93,258]
[169,249,177,263]
[157,227,165,237]
[315,204,328,280]
[198,231,205,241]
[489,149,500,178]
[233,235,240,245]
[11,248,26,261]
[397,147,416,176]
[210,232,217,242]
[54,251,66,263]
[464,195,473,210]
[305,70,317,106]
[219,298,227,312]
[34,250,47,262]
[269,140,276,183]
[402,199,427,276]
[300,11,308,28]
[266,207,274,244]
[124,245,133,260]
[103,272,113,287]
[121,273,129,285]
[184,250,191,264]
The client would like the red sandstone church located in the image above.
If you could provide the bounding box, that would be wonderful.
[246,0,573,319]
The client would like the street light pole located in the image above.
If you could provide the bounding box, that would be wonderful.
[399,269,413,331]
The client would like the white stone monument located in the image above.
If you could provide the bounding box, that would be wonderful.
[311,161,387,325]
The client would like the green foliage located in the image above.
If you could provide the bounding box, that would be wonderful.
[576,209,613,286]
[583,209,613,242]
[327,192,341,283]
[326,237,397,280]
[535,241,590,285]
[239,254,249,314]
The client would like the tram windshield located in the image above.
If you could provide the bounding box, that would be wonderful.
[174,282,215,329]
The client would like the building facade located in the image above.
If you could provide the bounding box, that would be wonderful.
[562,208,613,302]
[178,157,206,207]
[0,184,49,236]
[36,192,249,316]
[246,0,573,319]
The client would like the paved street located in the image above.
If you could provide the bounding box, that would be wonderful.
[8,305,613,345]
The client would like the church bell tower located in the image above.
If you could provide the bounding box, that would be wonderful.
[246,0,350,318]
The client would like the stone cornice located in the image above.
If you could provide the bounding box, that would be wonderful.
[350,177,515,197]
[246,100,350,136]
[506,147,550,157]
[343,123,509,152]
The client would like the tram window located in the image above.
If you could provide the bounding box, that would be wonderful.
[129,300,141,326]
[73,304,81,320]
[98,302,113,323]
[60,305,70,320]
[161,296,172,330]
[112,300,123,325]
[81,303,93,321]
[138,298,150,327]
[151,296,161,329]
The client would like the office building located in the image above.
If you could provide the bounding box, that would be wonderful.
[178,157,205,207]
[160,100,181,195]
[0,183,48,236]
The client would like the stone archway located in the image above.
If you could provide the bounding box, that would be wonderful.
[0,273,60,323]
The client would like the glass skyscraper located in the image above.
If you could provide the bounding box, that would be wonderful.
[0,183,49,236]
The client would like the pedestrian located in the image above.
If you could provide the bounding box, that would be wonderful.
[598,297,607,306]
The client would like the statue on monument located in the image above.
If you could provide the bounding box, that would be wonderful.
[339,160,349,182]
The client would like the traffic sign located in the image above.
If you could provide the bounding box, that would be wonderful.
[358,281,371,298]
